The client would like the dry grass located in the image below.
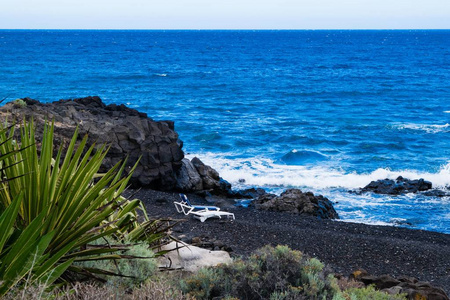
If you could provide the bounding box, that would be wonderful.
[335,276,365,290]
[3,280,194,300]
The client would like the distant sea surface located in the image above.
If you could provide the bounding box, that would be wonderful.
[1,30,449,233]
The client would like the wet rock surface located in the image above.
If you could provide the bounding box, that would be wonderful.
[422,188,450,197]
[254,188,339,219]
[359,176,433,195]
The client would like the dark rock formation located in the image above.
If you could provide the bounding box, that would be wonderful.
[175,157,233,196]
[176,158,204,191]
[189,235,233,253]
[352,269,449,299]
[360,176,432,195]
[0,96,184,190]
[254,188,339,219]
[422,189,450,197]
[235,187,268,199]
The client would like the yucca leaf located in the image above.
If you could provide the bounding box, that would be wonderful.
[33,240,77,280]
[0,212,47,274]
[0,118,174,290]
[0,193,22,253]
[38,258,74,287]
[64,247,127,260]
[68,265,133,278]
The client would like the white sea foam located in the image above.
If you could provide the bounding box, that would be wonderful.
[392,123,450,133]
[186,153,450,190]
[444,111,450,113]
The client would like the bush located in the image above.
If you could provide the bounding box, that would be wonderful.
[181,245,339,300]
[180,245,407,300]
[12,99,27,108]
[76,240,158,288]
[333,285,407,300]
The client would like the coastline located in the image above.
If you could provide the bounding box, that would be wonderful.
[134,188,450,294]
[2,97,449,295]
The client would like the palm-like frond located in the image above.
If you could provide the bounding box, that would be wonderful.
[0,119,174,295]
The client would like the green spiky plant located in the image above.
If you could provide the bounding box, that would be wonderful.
[0,119,174,295]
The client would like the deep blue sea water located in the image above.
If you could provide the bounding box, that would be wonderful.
[1,30,449,233]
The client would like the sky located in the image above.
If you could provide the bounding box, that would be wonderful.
[1,0,449,30]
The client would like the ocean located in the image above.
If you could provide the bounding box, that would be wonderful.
[1,30,449,233]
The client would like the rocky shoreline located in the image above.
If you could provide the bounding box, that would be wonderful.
[136,188,450,296]
[2,97,449,297]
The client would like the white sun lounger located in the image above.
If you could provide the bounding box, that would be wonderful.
[174,201,235,222]
[190,209,235,223]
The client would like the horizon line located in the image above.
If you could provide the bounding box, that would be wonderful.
[1,28,450,31]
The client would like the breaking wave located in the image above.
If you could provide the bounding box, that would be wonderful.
[186,153,450,190]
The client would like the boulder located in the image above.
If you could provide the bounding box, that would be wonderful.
[232,187,268,199]
[422,189,450,197]
[360,176,433,195]
[158,241,232,272]
[358,273,449,300]
[360,274,400,289]
[0,96,184,190]
[254,188,339,219]
[176,159,203,191]
[176,157,234,196]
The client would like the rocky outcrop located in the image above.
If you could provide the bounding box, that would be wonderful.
[235,187,267,199]
[176,157,233,196]
[176,158,204,191]
[422,188,450,197]
[254,189,339,219]
[0,96,184,190]
[351,269,449,300]
[359,176,432,195]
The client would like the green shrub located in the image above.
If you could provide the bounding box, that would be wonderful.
[12,99,27,108]
[76,240,158,288]
[180,267,221,299]
[333,285,407,300]
[180,245,407,300]
[181,245,339,300]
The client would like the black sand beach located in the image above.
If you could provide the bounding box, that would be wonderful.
[135,189,450,294]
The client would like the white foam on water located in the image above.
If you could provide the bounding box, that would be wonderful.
[186,153,450,190]
[185,153,450,233]
[392,122,450,134]
[336,218,394,227]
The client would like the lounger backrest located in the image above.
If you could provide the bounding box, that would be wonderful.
[174,201,195,215]
[179,194,192,206]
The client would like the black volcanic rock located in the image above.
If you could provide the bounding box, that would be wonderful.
[357,273,449,300]
[176,157,234,196]
[235,187,268,199]
[254,188,339,219]
[422,189,450,197]
[360,176,432,195]
[0,96,184,190]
